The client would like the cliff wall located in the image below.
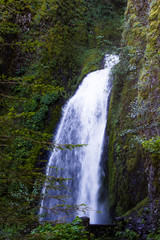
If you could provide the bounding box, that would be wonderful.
[108,0,160,218]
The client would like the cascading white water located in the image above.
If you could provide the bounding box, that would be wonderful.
[39,55,119,224]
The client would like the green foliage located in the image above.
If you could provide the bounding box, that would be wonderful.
[0,0,126,238]
[123,197,149,217]
[40,92,59,105]
[116,229,139,240]
[85,0,125,47]
[142,137,160,158]
[31,0,88,89]
[29,217,88,240]
[147,228,160,240]
[107,0,160,218]
[23,91,60,131]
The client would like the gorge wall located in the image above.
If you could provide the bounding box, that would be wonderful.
[108,0,160,219]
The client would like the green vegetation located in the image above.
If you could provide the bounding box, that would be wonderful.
[28,217,88,240]
[116,229,139,240]
[0,0,126,238]
[147,229,160,240]
[2,0,159,238]
[107,0,160,233]
[123,197,149,217]
[1,0,159,239]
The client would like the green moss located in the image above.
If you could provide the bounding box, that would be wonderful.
[125,0,134,15]
[147,231,160,240]
[132,22,142,28]
[79,49,103,80]
[149,20,158,30]
[107,0,160,217]
[149,7,159,21]
[126,158,138,172]
[123,197,149,217]
[111,0,159,217]
[150,1,158,8]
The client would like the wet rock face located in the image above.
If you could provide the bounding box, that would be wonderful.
[124,0,160,217]
[124,0,160,214]
[108,0,160,219]
[146,162,160,223]
[146,164,156,212]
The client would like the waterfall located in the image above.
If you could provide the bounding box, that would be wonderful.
[39,55,119,224]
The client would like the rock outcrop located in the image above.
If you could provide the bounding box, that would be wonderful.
[108,0,160,222]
